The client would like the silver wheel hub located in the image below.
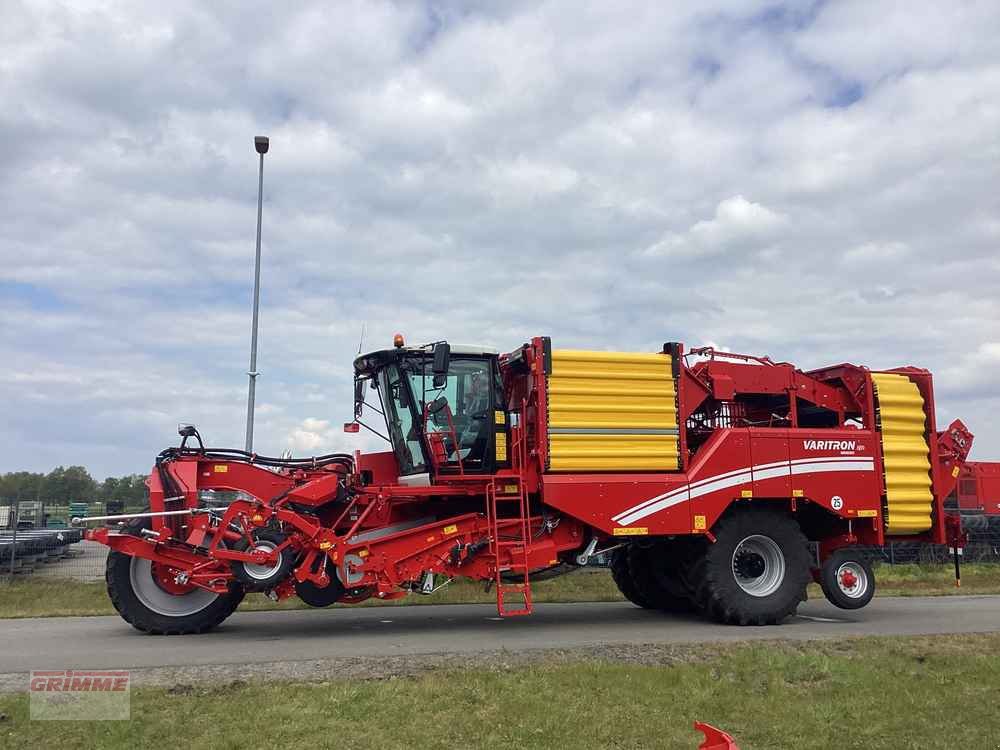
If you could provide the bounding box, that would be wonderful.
[836,562,869,599]
[242,541,283,581]
[129,557,218,617]
[732,534,785,597]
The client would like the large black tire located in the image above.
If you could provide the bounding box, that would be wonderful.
[610,546,652,608]
[105,515,244,635]
[628,542,694,614]
[819,548,875,610]
[689,509,810,625]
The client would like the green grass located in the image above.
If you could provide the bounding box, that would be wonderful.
[0,570,623,618]
[1,563,997,619]
[2,634,999,748]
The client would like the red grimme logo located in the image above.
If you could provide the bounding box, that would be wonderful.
[30,670,130,692]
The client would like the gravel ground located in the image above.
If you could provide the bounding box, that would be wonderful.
[0,641,734,694]
[27,540,107,581]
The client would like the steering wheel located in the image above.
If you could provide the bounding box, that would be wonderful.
[457,411,487,449]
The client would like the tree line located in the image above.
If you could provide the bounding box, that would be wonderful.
[0,467,147,506]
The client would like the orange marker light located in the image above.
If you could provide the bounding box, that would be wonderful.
[393,333,405,348]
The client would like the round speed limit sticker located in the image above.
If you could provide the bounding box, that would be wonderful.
[831,496,844,511]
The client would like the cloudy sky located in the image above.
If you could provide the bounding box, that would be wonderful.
[2,1,999,479]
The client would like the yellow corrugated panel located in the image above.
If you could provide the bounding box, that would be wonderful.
[547,350,679,472]
[872,373,934,535]
[549,435,681,471]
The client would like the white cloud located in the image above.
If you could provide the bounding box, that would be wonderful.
[644,196,787,257]
[286,418,335,454]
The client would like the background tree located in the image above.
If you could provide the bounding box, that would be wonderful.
[1,467,146,505]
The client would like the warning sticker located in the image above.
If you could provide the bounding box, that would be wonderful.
[494,411,506,425]
[693,515,707,530]
[856,510,878,518]
[213,465,228,473]
[613,527,648,536]
[495,432,508,461]
[443,524,458,535]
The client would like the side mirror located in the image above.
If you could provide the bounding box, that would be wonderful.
[432,342,450,375]
[432,373,447,388]
[354,379,365,418]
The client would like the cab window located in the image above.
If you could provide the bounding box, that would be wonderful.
[409,358,493,469]
[379,366,426,475]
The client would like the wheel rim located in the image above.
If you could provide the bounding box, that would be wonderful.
[129,557,219,616]
[241,540,283,582]
[732,534,785,597]
[835,561,869,599]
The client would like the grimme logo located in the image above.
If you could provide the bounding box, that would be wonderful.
[803,440,857,451]
[29,670,131,720]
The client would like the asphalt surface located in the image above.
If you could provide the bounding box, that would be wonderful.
[2,595,999,678]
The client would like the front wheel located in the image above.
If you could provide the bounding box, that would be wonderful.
[819,549,875,610]
[105,516,244,635]
[106,551,245,634]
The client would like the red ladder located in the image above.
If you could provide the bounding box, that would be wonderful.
[487,477,533,616]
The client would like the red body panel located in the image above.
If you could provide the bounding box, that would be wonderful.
[543,428,883,542]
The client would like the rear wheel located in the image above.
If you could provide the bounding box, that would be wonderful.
[610,546,652,608]
[689,509,810,625]
[819,549,875,610]
[105,515,244,635]
[628,542,695,613]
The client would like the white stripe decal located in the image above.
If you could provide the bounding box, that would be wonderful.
[613,457,875,527]
[615,471,752,526]
[789,460,874,475]
[751,466,794,481]
[610,456,866,523]
[609,464,757,523]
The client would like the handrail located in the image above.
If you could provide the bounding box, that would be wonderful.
[686,347,777,367]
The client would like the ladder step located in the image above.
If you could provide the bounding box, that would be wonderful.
[499,583,527,592]
[488,480,532,618]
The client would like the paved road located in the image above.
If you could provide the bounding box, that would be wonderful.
[2,596,999,676]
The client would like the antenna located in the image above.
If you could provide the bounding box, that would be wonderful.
[357,322,366,354]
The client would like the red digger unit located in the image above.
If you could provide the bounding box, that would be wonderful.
[947,462,1000,519]
[82,337,975,633]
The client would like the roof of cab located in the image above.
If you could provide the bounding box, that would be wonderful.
[353,344,499,374]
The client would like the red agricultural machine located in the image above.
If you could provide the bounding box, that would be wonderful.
[948,462,1000,520]
[81,337,974,634]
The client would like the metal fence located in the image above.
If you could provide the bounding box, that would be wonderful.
[0,499,142,583]
[3,497,1000,583]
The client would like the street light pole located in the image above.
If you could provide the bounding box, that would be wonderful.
[245,135,269,452]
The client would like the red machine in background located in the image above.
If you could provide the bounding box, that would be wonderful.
[948,462,1000,520]
[82,337,974,634]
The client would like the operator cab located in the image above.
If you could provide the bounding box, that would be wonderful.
[353,340,509,481]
